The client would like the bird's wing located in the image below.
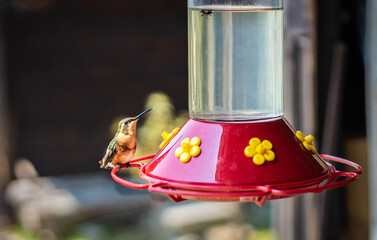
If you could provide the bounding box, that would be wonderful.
[99,136,119,169]
[107,136,119,151]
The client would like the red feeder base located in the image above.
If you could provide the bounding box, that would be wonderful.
[111,117,362,206]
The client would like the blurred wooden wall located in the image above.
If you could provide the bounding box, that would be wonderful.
[6,0,188,175]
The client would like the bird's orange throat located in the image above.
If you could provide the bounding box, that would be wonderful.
[127,120,139,135]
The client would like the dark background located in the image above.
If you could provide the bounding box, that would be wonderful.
[317,0,365,141]
[6,0,188,176]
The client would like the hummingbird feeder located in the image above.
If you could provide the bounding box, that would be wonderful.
[111,0,361,206]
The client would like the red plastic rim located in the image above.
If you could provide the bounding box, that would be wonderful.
[111,154,155,189]
[111,153,362,204]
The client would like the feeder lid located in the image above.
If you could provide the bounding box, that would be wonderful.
[141,118,329,187]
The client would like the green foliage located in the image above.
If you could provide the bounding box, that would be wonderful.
[135,92,188,157]
[250,228,277,240]
[0,225,40,240]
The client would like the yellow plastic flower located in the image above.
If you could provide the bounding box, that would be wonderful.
[175,137,202,163]
[244,138,275,165]
[295,131,317,154]
[159,128,180,149]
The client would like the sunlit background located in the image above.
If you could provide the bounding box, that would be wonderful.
[0,0,374,239]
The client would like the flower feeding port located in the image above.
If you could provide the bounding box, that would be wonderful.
[111,0,361,206]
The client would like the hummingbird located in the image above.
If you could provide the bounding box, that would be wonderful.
[99,107,153,169]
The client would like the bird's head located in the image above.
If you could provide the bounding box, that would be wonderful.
[118,107,153,135]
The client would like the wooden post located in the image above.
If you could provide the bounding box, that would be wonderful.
[365,0,377,238]
[0,26,10,223]
[275,0,318,239]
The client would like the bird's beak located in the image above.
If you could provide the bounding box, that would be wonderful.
[127,107,153,134]
[130,107,153,122]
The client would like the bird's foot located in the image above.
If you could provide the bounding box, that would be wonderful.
[103,163,130,169]
[105,162,115,169]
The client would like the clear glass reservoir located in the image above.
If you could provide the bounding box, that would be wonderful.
[188,0,283,121]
